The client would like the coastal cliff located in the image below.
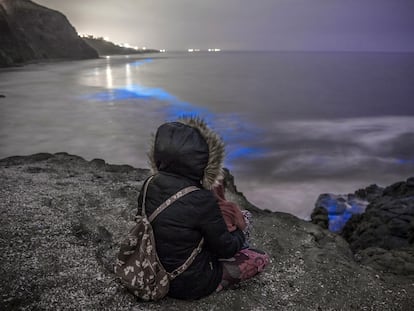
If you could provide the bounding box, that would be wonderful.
[0,0,98,67]
[82,36,159,56]
[0,153,413,310]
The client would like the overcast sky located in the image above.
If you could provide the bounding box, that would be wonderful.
[35,0,414,51]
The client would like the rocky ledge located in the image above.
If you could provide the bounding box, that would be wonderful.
[0,153,413,310]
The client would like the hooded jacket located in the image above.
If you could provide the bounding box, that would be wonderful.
[137,117,245,300]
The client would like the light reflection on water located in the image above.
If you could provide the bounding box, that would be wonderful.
[86,58,267,168]
[1,52,414,219]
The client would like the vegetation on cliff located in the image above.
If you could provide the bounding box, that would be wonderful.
[82,36,159,56]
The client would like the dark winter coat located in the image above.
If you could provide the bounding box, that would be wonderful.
[138,118,245,300]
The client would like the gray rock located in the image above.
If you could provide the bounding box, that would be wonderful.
[0,0,98,67]
[0,153,413,310]
[354,184,384,202]
[340,177,414,276]
[383,179,414,198]
[356,247,414,276]
[342,187,414,251]
[310,206,329,230]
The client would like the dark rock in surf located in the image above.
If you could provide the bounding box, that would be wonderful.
[311,177,414,276]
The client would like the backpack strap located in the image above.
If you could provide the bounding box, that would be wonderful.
[141,175,155,217]
[148,185,200,222]
[168,237,204,280]
[140,175,204,279]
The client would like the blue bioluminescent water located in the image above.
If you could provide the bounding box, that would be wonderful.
[2,51,414,219]
[87,88,153,101]
[129,59,154,67]
[86,84,177,102]
[397,159,414,165]
[328,211,354,232]
[226,146,267,163]
[85,59,267,167]
[325,198,366,232]
[316,193,368,232]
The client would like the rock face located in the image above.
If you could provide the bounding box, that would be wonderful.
[0,153,413,310]
[0,0,98,67]
[311,184,384,232]
[311,178,414,276]
[341,177,414,275]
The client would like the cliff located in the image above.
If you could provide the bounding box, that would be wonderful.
[0,0,98,67]
[0,153,413,310]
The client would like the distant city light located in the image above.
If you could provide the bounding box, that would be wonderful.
[187,48,201,52]
[208,48,221,52]
[76,33,156,52]
[159,49,166,53]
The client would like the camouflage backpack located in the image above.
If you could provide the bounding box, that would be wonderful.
[114,176,204,301]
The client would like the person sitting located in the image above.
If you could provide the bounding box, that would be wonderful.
[138,116,269,299]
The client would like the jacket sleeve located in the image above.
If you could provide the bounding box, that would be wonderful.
[196,191,245,259]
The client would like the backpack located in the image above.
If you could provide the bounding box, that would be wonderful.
[114,175,204,301]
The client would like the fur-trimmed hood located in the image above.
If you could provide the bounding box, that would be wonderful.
[148,116,225,189]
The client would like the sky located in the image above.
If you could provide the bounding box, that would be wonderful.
[34,0,414,52]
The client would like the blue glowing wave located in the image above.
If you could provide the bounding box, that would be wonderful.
[85,60,267,166]
[130,59,154,67]
[324,198,365,232]
[396,159,414,164]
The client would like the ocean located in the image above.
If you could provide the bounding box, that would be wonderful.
[1,51,414,218]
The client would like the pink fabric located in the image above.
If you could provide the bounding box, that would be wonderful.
[212,183,246,232]
[217,249,270,291]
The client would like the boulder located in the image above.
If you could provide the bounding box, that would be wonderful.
[342,179,414,251]
[355,247,414,276]
[310,205,329,229]
[354,183,384,201]
[311,178,414,276]
[340,178,414,275]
